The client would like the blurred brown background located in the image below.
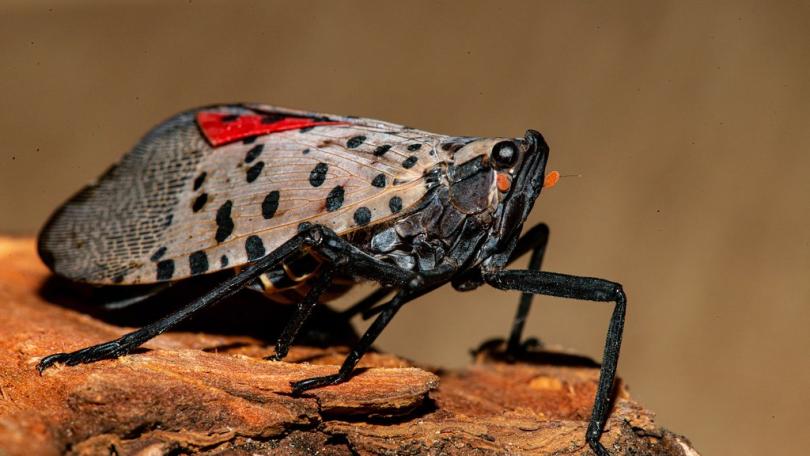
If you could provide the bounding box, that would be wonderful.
[1,1,808,454]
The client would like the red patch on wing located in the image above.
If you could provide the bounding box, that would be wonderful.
[196,111,347,146]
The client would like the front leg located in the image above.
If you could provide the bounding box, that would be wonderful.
[484,269,626,456]
[266,266,334,361]
[505,223,550,356]
[471,223,549,358]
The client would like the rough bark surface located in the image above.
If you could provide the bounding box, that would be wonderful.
[0,237,698,455]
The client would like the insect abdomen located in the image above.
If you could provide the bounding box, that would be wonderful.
[249,251,354,304]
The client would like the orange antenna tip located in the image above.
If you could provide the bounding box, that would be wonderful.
[543,170,560,189]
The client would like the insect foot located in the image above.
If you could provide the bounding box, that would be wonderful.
[37,340,127,373]
[471,336,543,362]
[37,353,71,373]
[588,424,613,456]
[290,373,345,395]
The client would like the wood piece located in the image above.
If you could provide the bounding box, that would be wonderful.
[0,237,698,455]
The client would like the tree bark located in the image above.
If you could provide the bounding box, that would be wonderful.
[0,237,698,455]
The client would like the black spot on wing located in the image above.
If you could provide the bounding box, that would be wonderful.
[156,259,174,280]
[389,196,402,214]
[193,172,207,190]
[262,191,280,219]
[299,126,315,133]
[309,162,328,187]
[371,174,386,188]
[246,161,264,183]
[402,156,418,169]
[215,200,234,242]
[245,235,266,260]
[243,135,257,145]
[347,135,366,149]
[354,207,372,226]
[302,148,311,154]
[245,144,264,163]
[192,193,208,212]
[373,144,391,156]
[407,143,422,151]
[150,246,167,262]
[189,251,209,275]
[326,186,344,212]
[220,255,229,268]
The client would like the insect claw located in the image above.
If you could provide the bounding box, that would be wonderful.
[36,353,69,374]
[37,339,132,375]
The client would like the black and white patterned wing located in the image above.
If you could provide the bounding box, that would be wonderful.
[38,104,448,285]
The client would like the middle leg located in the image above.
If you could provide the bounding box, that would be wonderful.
[290,288,413,394]
[340,286,394,319]
[263,225,417,361]
[290,276,443,395]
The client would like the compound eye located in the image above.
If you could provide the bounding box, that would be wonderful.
[490,141,519,169]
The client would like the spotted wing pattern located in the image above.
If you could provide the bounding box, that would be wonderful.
[38,104,450,285]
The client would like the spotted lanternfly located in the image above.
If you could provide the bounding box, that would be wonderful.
[36,104,627,455]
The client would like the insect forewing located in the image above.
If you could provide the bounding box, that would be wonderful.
[39,105,447,285]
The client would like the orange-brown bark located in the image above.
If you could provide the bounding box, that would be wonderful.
[0,237,697,455]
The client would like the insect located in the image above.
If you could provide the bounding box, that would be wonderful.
[36,104,626,455]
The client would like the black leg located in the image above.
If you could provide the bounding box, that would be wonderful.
[289,275,445,395]
[484,269,626,456]
[38,225,415,373]
[340,286,393,319]
[37,230,311,373]
[266,266,334,361]
[290,289,413,394]
[505,223,549,356]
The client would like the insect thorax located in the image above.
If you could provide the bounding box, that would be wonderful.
[362,178,497,275]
